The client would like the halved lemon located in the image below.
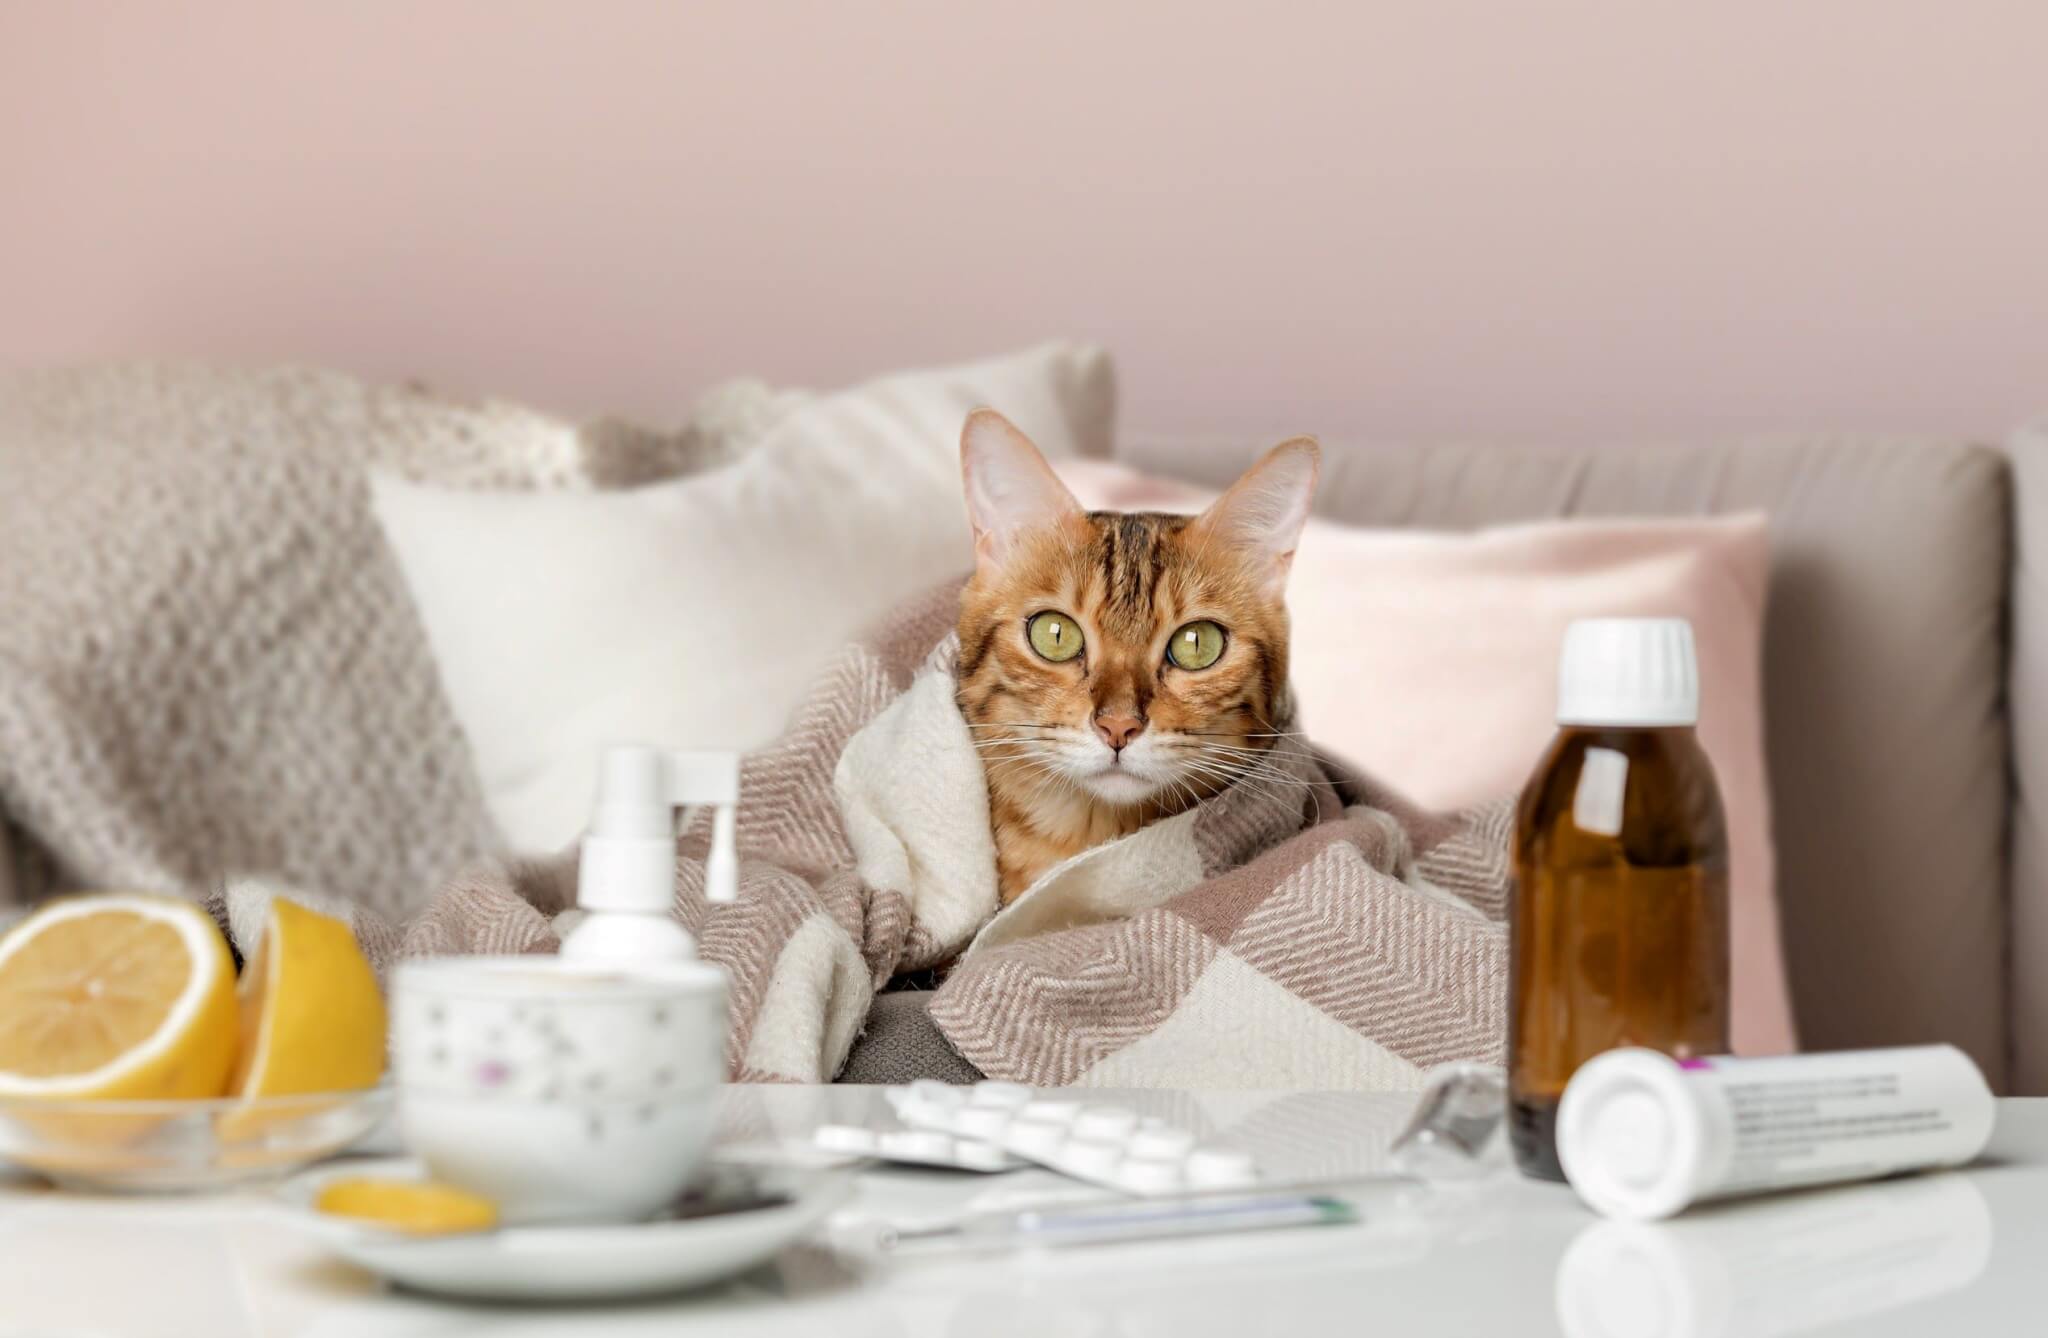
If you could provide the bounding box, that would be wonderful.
[316,1177,498,1235]
[0,894,239,1104]
[219,898,386,1140]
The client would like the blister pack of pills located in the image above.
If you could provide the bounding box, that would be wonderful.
[811,1114,1027,1174]
[871,1080,1261,1197]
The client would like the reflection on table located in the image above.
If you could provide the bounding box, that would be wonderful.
[1555,1172,1993,1338]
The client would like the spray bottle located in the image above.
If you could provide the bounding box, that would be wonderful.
[561,745,739,962]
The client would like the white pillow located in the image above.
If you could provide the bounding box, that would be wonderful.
[373,343,1114,852]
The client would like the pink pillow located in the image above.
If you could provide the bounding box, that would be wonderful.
[1056,459,1795,1056]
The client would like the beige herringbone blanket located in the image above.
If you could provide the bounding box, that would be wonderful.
[222,582,1511,1087]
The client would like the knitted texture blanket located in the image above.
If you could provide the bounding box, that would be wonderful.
[0,362,799,915]
[224,582,1512,1087]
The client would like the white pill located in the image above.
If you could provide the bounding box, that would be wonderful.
[955,1106,1013,1140]
[881,1130,954,1160]
[890,1093,953,1127]
[1185,1147,1258,1188]
[970,1081,1034,1110]
[1073,1105,1141,1140]
[1021,1099,1081,1124]
[1006,1119,1068,1159]
[1127,1125,1198,1159]
[894,1096,956,1130]
[813,1124,877,1154]
[909,1080,967,1110]
[955,1141,1014,1171]
[1115,1156,1185,1194]
[1057,1138,1124,1179]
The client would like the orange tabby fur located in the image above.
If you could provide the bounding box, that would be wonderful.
[954,410,1319,905]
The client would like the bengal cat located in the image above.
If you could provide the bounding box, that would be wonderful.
[954,409,1320,905]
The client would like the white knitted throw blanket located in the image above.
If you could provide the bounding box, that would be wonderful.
[0,362,798,914]
[227,582,1512,1088]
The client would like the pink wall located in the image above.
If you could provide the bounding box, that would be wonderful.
[5,2,2045,443]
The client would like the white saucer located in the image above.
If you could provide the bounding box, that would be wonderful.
[278,1157,851,1302]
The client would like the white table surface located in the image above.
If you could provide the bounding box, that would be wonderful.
[2,1087,2041,1337]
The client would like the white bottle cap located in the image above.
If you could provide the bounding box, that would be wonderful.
[1557,1049,1712,1221]
[1556,618,1700,728]
[565,746,740,963]
[578,747,680,917]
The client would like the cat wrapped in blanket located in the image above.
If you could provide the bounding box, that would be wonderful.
[954,409,1321,905]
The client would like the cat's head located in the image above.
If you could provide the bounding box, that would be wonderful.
[954,409,1319,809]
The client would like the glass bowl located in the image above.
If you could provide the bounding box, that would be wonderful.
[0,1086,390,1193]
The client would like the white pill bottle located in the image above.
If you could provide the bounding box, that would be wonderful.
[1558,1044,1995,1220]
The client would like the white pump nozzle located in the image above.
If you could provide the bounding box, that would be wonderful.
[665,750,740,907]
[564,745,741,962]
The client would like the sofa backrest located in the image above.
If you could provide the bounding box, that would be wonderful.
[2005,424,2048,1093]
[1118,432,2016,1090]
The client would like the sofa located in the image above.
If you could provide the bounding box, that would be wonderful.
[3,364,2040,1091]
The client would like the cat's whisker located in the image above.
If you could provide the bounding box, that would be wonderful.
[1181,770,1287,808]
[994,767,1069,806]
[1176,741,1316,774]
[978,751,1060,768]
[990,752,1056,769]
[1170,754,1315,806]
[1172,744,1300,774]
[1215,773,1311,809]
[1180,767,1229,806]
[970,737,1057,751]
[1190,759,1315,788]
[1168,742,1286,760]
[1013,760,1074,806]
[989,748,1066,773]
[1165,747,1310,782]
[1179,749,1286,782]
[1180,730,1309,739]
[1203,768,1318,795]
[1171,755,1265,790]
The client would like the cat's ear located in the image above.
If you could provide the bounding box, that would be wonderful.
[960,408,1083,568]
[1192,437,1320,594]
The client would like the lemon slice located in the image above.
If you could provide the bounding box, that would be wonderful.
[0,894,238,1102]
[220,899,386,1139]
[316,1177,498,1235]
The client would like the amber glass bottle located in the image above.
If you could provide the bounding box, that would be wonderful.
[1509,619,1730,1181]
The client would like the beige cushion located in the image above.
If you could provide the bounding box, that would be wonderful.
[1118,433,2011,1088]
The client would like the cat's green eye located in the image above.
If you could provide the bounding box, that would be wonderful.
[1026,611,1085,663]
[1167,620,1227,671]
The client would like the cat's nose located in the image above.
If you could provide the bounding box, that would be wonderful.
[1094,713,1146,752]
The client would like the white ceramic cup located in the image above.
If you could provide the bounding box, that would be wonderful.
[391,957,728,1223]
